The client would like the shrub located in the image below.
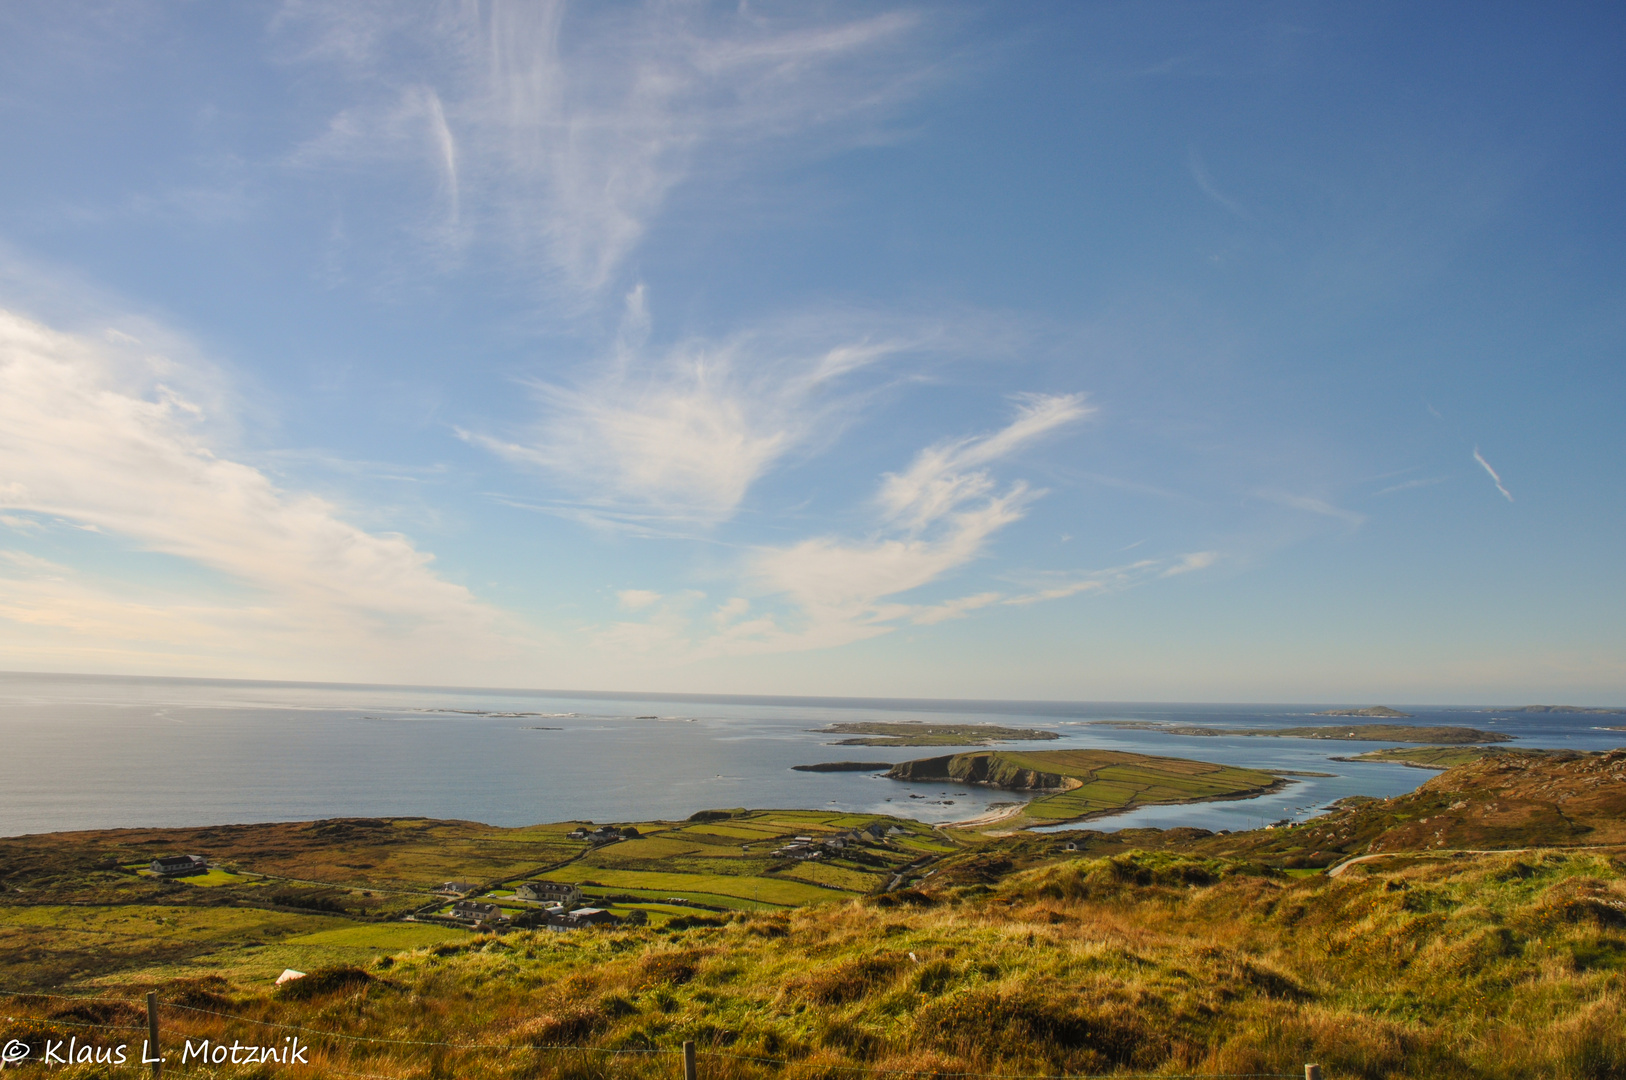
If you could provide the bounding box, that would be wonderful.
[275,965,371,1001]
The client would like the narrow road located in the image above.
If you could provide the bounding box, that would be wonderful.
[1326,844,1617,878]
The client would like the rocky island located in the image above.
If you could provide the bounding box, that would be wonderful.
[1312,705,1413,718]
[1088,720,1511,744]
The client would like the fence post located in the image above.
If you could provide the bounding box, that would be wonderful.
[146,992,162,1079]
[1305,1065,1321,1080]
[683,1040,696,1080]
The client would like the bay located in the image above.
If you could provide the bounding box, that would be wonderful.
[2,671,1620,838]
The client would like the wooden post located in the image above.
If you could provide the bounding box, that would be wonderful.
[683,1040,697,1080]
[146,991,162,1079]
[1305,1065,1321,1080]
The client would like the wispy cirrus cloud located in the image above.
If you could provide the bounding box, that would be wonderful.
[582,393,1107,657]
[745,393,1090,643]
[1187,145,1250,220]
[1259,490,1366,528]
[277,0,939,298]
[0,309,524,681]
[1374,475,1448,497]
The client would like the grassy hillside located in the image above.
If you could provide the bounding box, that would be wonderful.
[0,810,948,989]
[4,751,1626,1079]
[4,846,1624,1080]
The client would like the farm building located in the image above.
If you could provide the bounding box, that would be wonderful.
[546,907,617,931]
[515,881,582,905]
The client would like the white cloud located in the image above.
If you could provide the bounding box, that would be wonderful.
[911,591,1002,625]
[278,0,936,298]
[751,485,1036,647]
[1473,446,1514,502]
[1374,475,1448,496]
[0,309,524,681]
[618,589,662,611]
[1160,550,1219,577]
[469,300,928,525]
[742,394,1091,646]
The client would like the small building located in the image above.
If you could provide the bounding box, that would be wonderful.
[515,881,582,905]
[451,900,507,925]
[885,826,908,837]
[151,854,208,877]
[864,822,887,840]
[435,881,479,896]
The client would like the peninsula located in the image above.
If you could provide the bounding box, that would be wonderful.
[885,748,1283,829]
[790,761,893,772]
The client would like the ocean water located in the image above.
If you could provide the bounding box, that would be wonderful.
[1,672,1620,838]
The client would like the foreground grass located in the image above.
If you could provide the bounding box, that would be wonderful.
[6,848,1625,1080]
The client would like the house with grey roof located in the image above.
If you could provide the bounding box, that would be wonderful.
[150,854,208,877]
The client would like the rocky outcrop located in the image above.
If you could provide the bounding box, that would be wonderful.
[885,752,1077,792]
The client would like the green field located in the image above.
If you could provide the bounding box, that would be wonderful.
[0,808,941,987]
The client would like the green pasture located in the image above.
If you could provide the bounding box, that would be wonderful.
[542,866,850,906]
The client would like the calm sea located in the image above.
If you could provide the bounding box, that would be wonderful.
[1,672,1620,838]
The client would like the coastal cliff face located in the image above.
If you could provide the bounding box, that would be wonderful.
[885,752,1076,791]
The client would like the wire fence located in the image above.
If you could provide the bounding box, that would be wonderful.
[0,988,1313,1080]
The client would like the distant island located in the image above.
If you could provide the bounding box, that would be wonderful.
[1313,706,1412,718]
[790,761,894,772]
[1331,745,1515,770]
[1088,720,1511,744]
[813,721,1061,747]
[1494,705,1625,715]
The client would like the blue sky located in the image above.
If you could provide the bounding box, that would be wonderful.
[0,1,1621,703]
